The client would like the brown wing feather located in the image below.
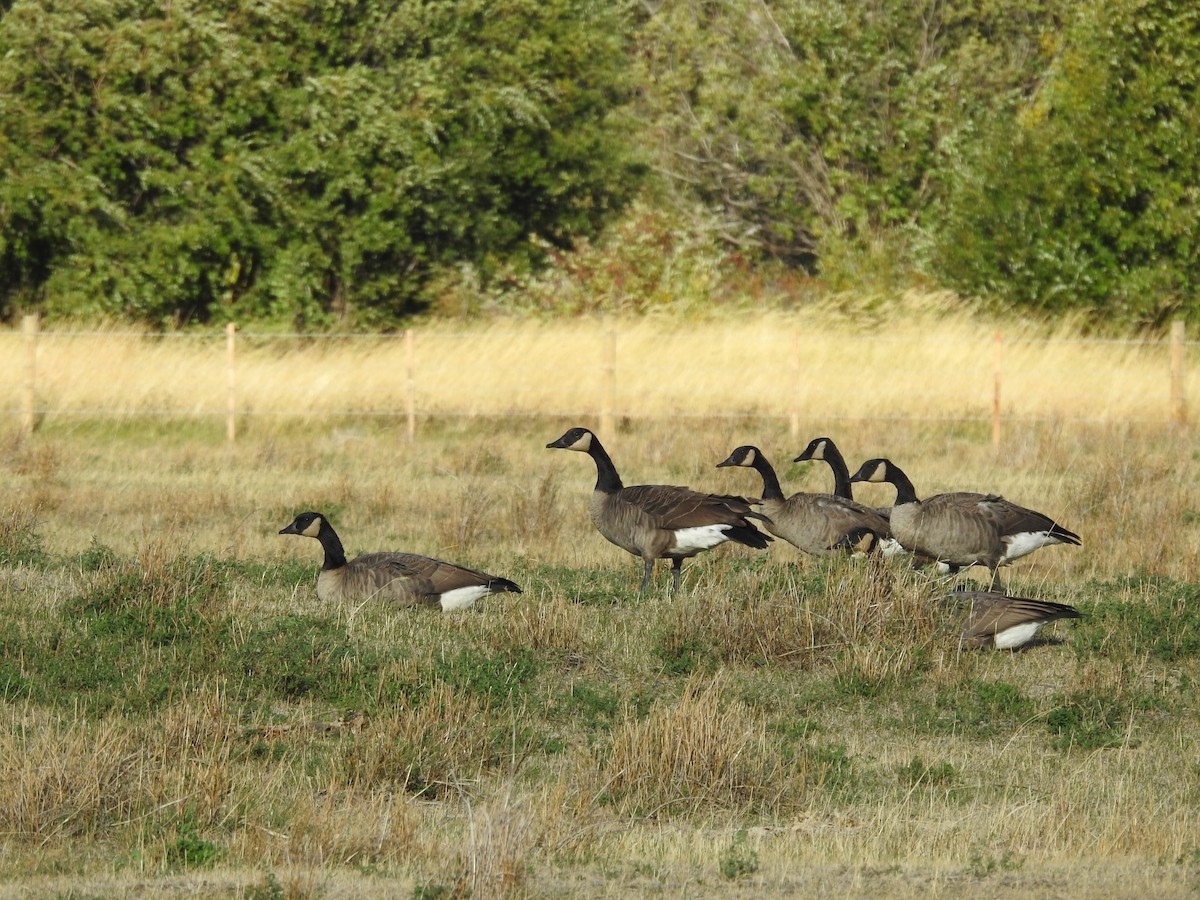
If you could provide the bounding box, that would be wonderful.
[964,595,1080,631]
[769,493,891,554]
[947,591,1081,647]
[976,496,1052,533]
[903,493,1006,566]
[620,484,760,528]
[349,552,515,607]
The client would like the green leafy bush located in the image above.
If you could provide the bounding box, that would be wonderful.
[633,0,1067,272]
[929,0,1200,326]
[0,0,642,326]
[165,809,224,869]
[719,829,760,881]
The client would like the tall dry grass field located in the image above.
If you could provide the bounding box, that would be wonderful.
[2,307,1200,898]
[2,301,1195,425]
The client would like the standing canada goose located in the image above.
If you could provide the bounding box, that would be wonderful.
[796,437,939,563]
[546,427,772,593]
[942,590,1081,650]
[716,445,891,555]
[279,512,521,610]
[848,458,1081,589]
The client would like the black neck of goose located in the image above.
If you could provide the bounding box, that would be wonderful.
[825,445,854,500]
[752,455,786,501]
[587,438,624,494]
[888,466,920,505]
[317,522,348,570]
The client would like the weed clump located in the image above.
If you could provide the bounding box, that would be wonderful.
[0,505,48,568]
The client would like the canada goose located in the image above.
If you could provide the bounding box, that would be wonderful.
[848,458,1081,589]
[794,436,859,503]
[716,445,891,555]
[546,427,772,593]
[942,590,1081,650]
[279,511,521,610]
[796,437,940,564]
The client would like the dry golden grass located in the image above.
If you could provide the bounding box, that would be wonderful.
[1,295,1195,426]
[1,305,1200,897]
[605,672,787,818]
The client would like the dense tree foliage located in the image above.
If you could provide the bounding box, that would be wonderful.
[1,0,1197,327]
[0,0,641,326]
[632,0,1069,269]
[929,0,1200,326]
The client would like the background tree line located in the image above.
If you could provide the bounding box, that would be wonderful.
[0,0,1195,329]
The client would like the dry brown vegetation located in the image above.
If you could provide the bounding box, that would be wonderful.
[2,309,1200,898]
[2,297,1196,427]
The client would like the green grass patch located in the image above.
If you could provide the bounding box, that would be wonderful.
[719,829,760,881]
[432,646,543,703]
[544,563,651,605]
[907,678,1036,738]
[655,631,719,677]
[1044,688,1143,751]
[1075,576,1200,661]
[0,549,411,714]
[234,614,391,707]
[165,809,224,870]
[552,678,624,731]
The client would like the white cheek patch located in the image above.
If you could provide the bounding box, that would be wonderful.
[301,517,323,538]
[878,538,907,558]
[670,524,733,555]
[1000,531,1060,563]
[992,621,1044,650]
[438,585,491,612]
[569,432,593,452]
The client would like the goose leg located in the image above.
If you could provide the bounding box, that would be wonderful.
[670,558,684,595]
[639,559,655,593]
[988,568,1005,593]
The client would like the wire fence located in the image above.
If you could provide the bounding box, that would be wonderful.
[2,316,1192,443]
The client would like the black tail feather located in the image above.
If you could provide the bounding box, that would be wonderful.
[1050,523,1082,545]
[728,524,773,549]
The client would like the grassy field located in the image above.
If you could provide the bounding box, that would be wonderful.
[1,302,1194,428]
[2,312,1200,898]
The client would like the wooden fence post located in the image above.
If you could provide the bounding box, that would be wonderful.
[405,328,416,442]
[225,322,237,443]
[21,314,37,437]
[600,329,616,438]
[1171,319,1187,429]
[992,331,1003,448]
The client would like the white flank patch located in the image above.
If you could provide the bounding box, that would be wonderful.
[438,585,491,612]
[1000,530,1059,564]
[670,524,733,555]
[992,620,1044,651]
